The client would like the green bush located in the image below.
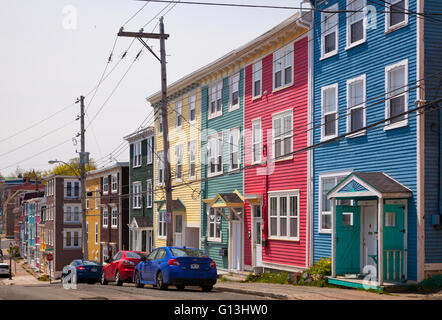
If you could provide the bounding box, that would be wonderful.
[7,246,20,257]
[245,271,292,284]
[309,257,331,276]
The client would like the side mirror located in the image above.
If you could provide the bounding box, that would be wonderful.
[106,258,112,264]
[141,257,147,263]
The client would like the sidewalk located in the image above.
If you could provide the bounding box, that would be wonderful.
[0,249,42,286]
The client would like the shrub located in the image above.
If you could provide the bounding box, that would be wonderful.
[309,257,331,276]
[245,271,292,284]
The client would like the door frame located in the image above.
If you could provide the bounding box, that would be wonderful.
[251,204,263,269]
[173,214,184,247]
[229,213,243,272]
[358,200,378,275]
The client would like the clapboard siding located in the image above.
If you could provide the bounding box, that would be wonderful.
[244,36,309,268]
[312,0,418,280]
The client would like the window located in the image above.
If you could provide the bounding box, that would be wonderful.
[146,179,153,208]
[272,110,293,159]
[64,230,81,248]
[207,133,223,176]
[189,94,196,122]
[230,73,240,111]
[86,192,89,210]
[273,43,293,90]
[321,4,339,58]
[175,144,183,181]
[386,0,407,31]
[252,119,262,163]
[158,151,165,185]
[95,187,99,209]
[209,81,223,118]
[103,176,109,194]
[252,60,262,98]
[158,212,166,237]
[111,207,118,228]
[133,142,142,167]
[342,212,353,226]
[111,174,117,193]
[64,206,80,223]
[385,212,396,227]
[347,75,366,135]
[133,182,142,209]
[229,128,240,171]
[207,206,221,241]
[346,0,366,48]
[146,136,153,165]
[321,84,338,139]
[65,181,80,199]
[385,59,408,129]
[188,141,196,179]
[268,192,299,240]
[158,109,163,135]
[102,207,108,228]
[175,100,182,128]
[95,223,98,244]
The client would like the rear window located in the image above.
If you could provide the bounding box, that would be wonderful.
[170,248,207,258]
[82,260,99,266]
[125,252,148,259]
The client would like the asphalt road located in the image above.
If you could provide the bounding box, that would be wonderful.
[0,281,272,300]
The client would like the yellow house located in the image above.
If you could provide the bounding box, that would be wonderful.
[85,174,101,262]
[148,83,202,249]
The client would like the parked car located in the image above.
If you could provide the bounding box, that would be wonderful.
[0,262,10,277]
[61,260,103,284]
[133,247,217,292]
[101,250,149,286]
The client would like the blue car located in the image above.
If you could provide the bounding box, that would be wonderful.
[133,247,217,291]
[62,260,103,284]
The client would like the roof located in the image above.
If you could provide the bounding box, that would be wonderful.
[123,126,154,143]
[133,216,152,228]
[219,193,243,204]
[86,162,129,178]
[203,190,245,208]
[353,172,411,194]
[157,199,186,212]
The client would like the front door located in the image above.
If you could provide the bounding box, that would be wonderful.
[231,220,242,271]
[383,204,405,281]
[336,205,361,275]
[362,203,378,272]
[174,215,183,247]
[252,205,262,267]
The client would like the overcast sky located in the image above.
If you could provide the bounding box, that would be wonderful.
[0,0,304,177]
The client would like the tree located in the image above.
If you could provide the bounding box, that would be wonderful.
[45,158,97,177]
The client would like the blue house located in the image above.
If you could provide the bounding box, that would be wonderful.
[310,0,442,288]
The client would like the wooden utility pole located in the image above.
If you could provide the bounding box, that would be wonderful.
[118,17,174,246]
[79,96,88,260]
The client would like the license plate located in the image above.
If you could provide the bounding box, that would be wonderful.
[91,268,97,272]
[190,264,200,270]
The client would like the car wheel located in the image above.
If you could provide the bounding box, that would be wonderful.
[101,272,108,285]
[135,271,144,288]
[201,285,213,292]
[156,271,168,290]
[176,285,185,291]
[115,270,123,286]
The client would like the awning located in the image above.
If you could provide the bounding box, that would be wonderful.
[203,190,244,220]
[244,193,263,205]
[327,172,412,199]
[156,199,186,212]
[129,216,152,229]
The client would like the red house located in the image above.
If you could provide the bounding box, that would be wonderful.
[243,15,310,273]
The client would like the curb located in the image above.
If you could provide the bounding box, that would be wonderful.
[215,285,290,300]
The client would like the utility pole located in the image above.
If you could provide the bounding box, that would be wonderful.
[118,17,173,246]
[79,96,88,260]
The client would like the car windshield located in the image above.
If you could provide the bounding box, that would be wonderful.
[82,260,99,266]
[170,248,207,258]
[125,252,148,259]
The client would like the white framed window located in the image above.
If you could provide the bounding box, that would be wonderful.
[86,191,89,210]
[229,73,240,111]
[95,187,99,209]
[158,109,163,135]
[157,151,165,185]
[188,141,196,180]
[133,142,142,167]
[346,74,366,136]
[229,128,240,171]
[273,43,293,90]
[95,222,98,244]
[146,179,153,208]
[318,172,352,234]
[346,0,366,49]
[207,206,222,242]
[175,100,182,128]
[321,4,339,59]
[64,205,80,224]
[268,191,299,240]
[175,144,183,182]
[64,229,81,249]
[385,0,408,32]
[252,119,262,164]
[102,207,108,228]
[103,176,109,194]
[209,81,223,118]
[65,180,80,199]
[207,133,223,176]
[252,60,262,98]
[385,59,408,130]
[111,174,118,193]
[158,211,166,238]
[272,109,293,159]
[111,207,118,228]
[189,93,196,123]
[133,182,142,209]
[147,136,153,165]
[86,222,89,243]
[321,83,339,140]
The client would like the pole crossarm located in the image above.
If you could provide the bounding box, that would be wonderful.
[137,37,161,63]
[117,31,169,40]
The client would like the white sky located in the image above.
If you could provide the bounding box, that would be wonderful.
[0,0,303,176]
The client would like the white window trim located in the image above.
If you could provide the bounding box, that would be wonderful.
[146,179,153,208]
[64,228,81,249]
[189,93,197,123]
[228,127,241,172]
[175,100,183,129]
[188,141,197,180]
[103,176,109,195]
[64,180,80,199]
[158,109,163,136]
[207,133,223,177]
[207,206,222,242]
[133,182,142,209]
[133,142,142,168]
[111,174,118,193]
[384,59,409,131]
[95,222,98,245]
[272,43,294,92]
[229,73,240,112]
[157,211,167,239]
[208,81,223,119]
[157,151,165,186]
[111,207,118,229]
[86,190,89,210]
[346,74,367,138]
[64,205,81,224]
[267,190,300,241]
[102,207,108,228]
[252,60,262,99]
[345,0,367,50]
[147,136,153,165]
[321,3,339,60]
[252,118,262,164]
[385,0,409,33]
[95,187,99,209]
[318,170,353,234]
[272,108,294,161]
[175,144,183,182]
[321,83,339,141]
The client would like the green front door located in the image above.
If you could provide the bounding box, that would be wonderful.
[336,205,361,275]
[383,204,405,281]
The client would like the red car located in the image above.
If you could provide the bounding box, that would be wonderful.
[101,251,149,286]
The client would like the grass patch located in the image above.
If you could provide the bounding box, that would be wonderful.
[219,276,228,282]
